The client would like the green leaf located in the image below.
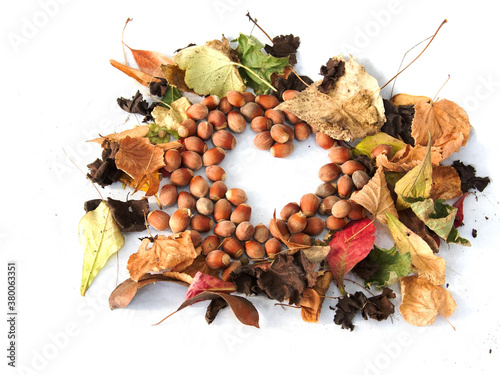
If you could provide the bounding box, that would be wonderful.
[353,133,406,157]
[79,201,125,296]
[363,245,412,288]
[234,34,289,95]
[394,140,433,209]
[161,85,182,106]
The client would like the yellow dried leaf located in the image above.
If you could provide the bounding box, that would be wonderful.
[390,93,431,106]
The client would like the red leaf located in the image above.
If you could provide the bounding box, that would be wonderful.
[453,192,468,228]
[184,272,236,300]
[125,44,174,78]
[327,218,376,295]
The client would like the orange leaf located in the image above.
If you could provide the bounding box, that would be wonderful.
[110,59,161,87]
[125,44,174,78]
[430,165,463,201]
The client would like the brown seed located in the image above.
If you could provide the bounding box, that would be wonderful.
[325,216,348,231]
[269,218,290,241]
[287,211,308,234]
[196,197,214,216]
[189,175,209,198]
[222,237,245,259]
[250,116,273,133]
[315,182,337,198]
[347,202,367,221]
[265,108,285,125]
[169,208,191,233]
[226,90,246,107]
[265,238,282,258]
[177,191,196,211]
[208,110,227,130]
[300,193,320,217]
[214,199,232,222]
[158,184,178,207]
[242,91,255,103]
[186,103,209,120]
[370,144,392,159]
[230,203,252,224]
[221,261,242,282]
[318,163,342,182]
[184,136,207,154]
[203,147,226,166]
[235,221,255,241]
[189,230,203,248]
[282,89,299,101]
[253,223,270,243]
[303,216,325,236]
[218,96,233,114]
[294,122,311,141]
[255,94,279,110]
[209,180,228,201]
[352,170,371,190]
[163,149,181,172]
[147,210,170,231]
[200,95,220,110]
[337,174,354,198]
[226,188,247,206]
[206,165,227,182]
[240,102,264,121]
[316,132,336,150]
[270,124,290,143]
[170,168,193,186]
[270,142,294,158]
[201,234,221,255]
[181,150,202,170]
[196,120,214,140]
[254,131,274,150]
[212,129,237,150]
[288,233,313,246]
[244,240,265,259]
[341,160,366,175]
[328,146,352,164]
[282,109,301,124]
[280,202,301,221]
[319,195,340,215]
[206,250,230,269]
[178,118,197,138]
[331,199,352,218]
[214,220,236,238]
[190,214,214,232]
[227,110,247,133]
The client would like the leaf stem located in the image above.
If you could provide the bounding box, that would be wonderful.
[233,62,277,92]
[432,74,451,103]
[246,12,273,43]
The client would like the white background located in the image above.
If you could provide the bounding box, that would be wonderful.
[1,1,500,374]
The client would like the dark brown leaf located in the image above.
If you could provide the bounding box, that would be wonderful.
[86,140,121,187]
[105,198,149,232]
[380,99,414,145]
[205,298,228,324]
[264,34,300,65]
[331,291,367,331]
[361,287,396,321]
[452,160,491,192]
[318,57,345,94]
[398,208,440,253]
[117,90,149,116]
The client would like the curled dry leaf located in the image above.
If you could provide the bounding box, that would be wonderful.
[399,275,457,326]
[184,272,236,300]
[376,143,442,172]
[301,270,333,323]
[125,44,174,77]
[110,59,161,87]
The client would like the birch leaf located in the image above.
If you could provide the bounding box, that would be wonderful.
[79,201,125,296]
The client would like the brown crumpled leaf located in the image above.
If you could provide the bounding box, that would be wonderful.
[276,55,385,141]
[376,144,442,172]
[430,165,463,201]
[161,64,196,93]
[115,136,166,196]
[398,209,440,253]
[105,197,149,233]
[301,270,333,323]
[86,140,121,187]
[399,275,457,326]
[127,231,198,281]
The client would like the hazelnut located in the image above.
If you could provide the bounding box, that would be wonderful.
[253,223,270,243]
[212,130,237,150]
[206,165,227,182]
[196,197,214,216]
[337,174,354,198]
[325,216,348,231]
[206,250,230,269]
[183,136,207,154]
[214,220,236,237]
[250,116,273,133]
[163,149,181,172]
[254,131,274,150]
[177,191,196,211]
[196,120,214,140]
[331,199,352,219]
[222,237,244,258]
[189,175,209,198]
[147,210,170,231]
[265,108,285,125]
[207,110,227,130]
[214,199,232,222]
[200,95,220,110]
[319,195,340,215]
[255,94,279,109]
[294,122,311,141]
[370,144,392,159]
[227,110,247,133]
[190,214,214,232]
[265,238,282,259]
[158,184,178,207]
[328,146,352,164]
[170,168,193,186]
[315,182,337,198]
[288,233,313,246]
[300,193,320,217]
[270,142,294,158]
[244,240,265,259]
[201,234,221,255]
[341,160,366,175]
[352,170,371,190]
[270,124,290,143]
[218,96,233,114]
[226,188,247,206]
[181,150,202,170]
[226,90,246,107]
[178,118,197,138]
[169,208,192,233]
[202,147,226,166]
[186,103,209,120]
[282,89,299,101]
[318,163,342,182]
[209,180,228,201]
[221,261,242,282]
[235,221,255,241]
[280,202,301,221]
[240,102,264,121]
[316,132,336,150]
[230,203,252,224]
[303,217,325,236]
[287,211,308,234]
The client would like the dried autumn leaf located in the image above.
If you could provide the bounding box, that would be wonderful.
[302,245,330,264]
[276,55,385,141]
[390,93,431,106]
[398,209,440,252]
[161,64,196,93]
[327,218,376,295]
[127,231,197,282]
[386,212,445,285]
[301,270,333,323]
[184,272,236,300]
[430,165,463,201]
[125,44,174,77]
[376,143,442,172]
[399,275,456,326]
[173,38,246,97]
[89,126,150,146]
[105,197,149,232]
[110,59,161,87]
[79,201,125,296]
[351,167,398,225]
[151,97,190,132]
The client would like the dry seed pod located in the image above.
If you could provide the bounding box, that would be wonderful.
[300,193,320,217]
[265,238,282,258]
[328,146,352,164]
[227,110,247,133]
[209,180,228,201]
[186,103,209,120]
[319,195,340,215]
[218,96,233,114]
[158,184,178,207]
[206,165,226,181]
[253,223,270,243]
[280,202,301,221]
[214,199,232,222]
[294,122,311,141]
[201,234,221,255]
[181,150,202,170]
[325,216,348,231]
[240,102,264,121]
[303,216,325,236]
[221,261,242,282]
[255,94,279,110]
[235,221,255,242]
[230,203,252,224]
[282,109,301,124]
[200,95,220,110]
[282,89,299,101]
[270,124,290,143]
[196,120,214,140]
[287,211,308,234]
[169,208,191,233]
[212,129,237,150]
[203,147,226,166]
[214,220,236,237]
[254,131,274,150]
[226,90,246,107]
[347,202,367,221]
[164,149,182,172]
[190,175,209,198]
[244,240,265,259]
[147,210,170,231]
[331,199,352,219]
[206,250,230,269]
[226,188,247,206]
[316,132,336,150]
[288,232,313,246]
[315,182,337,198]
[318,163,342,182]
[352,170,371,190]
[177,191,196,211]
[250,116,273,133]
[341,160,366,175]
[184,136,207,155]
[222,237,244,258]
[190,214,214,232]
[207,110,227,130]
[270,142,294,158]
[178,118,197,138]
[265,108,285,125]
[269,218,290,241]
[370,144,392,159]
[196,197,214,216]
[190,230,203,248]
[337,174,354,198]
[170,168,193,186]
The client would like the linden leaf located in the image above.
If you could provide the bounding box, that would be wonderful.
[276,55,385,141]
[79,201,125,296]
[173,38,246,97]
[327,218,376,295]
[353,132,406,158]
[351,166,398,225]
[151,96,190,132]
[386,212,445,285]
[399,275,457,326]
